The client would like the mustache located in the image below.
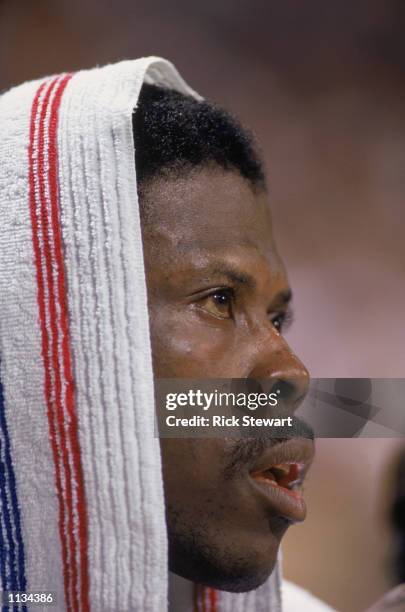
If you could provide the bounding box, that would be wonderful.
[223,417,314,478]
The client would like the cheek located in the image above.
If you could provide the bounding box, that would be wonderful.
[161,439,237,521]
[149,308,234,377]
[162,439,225,492]
[161,439,221,523]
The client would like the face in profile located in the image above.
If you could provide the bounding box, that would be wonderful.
[140,164,313,593]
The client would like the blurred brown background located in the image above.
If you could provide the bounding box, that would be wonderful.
[1,2,404,610]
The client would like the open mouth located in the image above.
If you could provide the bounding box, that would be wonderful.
[251,462,305,496]
[248,438,314,522]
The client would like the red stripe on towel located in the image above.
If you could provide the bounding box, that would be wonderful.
[38,75,78,612]
[48,74,90,612]
[28,79,71,608]
[29,74,89,611]
[193,584,219,612]
[208,588,218,612]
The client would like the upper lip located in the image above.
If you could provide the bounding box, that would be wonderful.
[249,437,315,489]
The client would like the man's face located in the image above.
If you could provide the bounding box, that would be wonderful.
[140,165,313,592]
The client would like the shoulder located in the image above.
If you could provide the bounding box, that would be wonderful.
[282,580,337,612]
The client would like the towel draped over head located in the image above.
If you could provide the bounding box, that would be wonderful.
[0,57,281,611]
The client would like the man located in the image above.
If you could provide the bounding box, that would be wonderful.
[133,82,319,602]
[0,57,403,611]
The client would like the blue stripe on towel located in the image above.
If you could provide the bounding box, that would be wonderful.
[0,363,27,611]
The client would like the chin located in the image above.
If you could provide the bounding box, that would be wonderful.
[168,506,287,593]
[169,535,279,593]
[205,527,285,592]
[210,565,275,593]
[173,557,276,593]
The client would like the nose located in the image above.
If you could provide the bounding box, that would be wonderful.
[248,329,309,411]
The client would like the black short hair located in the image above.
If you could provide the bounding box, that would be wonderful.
[133,83,266,191]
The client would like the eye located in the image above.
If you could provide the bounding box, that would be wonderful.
[197,288,234,319]
[269,310,293,334]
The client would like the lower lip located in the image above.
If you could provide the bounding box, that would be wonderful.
[250,477,307,523]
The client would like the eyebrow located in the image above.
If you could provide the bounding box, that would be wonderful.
[206,263,257,289]
[202,262,293,305]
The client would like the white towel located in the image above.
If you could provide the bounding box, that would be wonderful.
[0,57,283,611]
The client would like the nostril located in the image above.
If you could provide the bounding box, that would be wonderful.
[269,378,308,410]
[271,379,296,401]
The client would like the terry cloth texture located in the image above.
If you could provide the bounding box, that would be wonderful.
[0,57,282,611]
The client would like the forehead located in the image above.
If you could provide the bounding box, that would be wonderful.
[142,167,273,245]
[140,166,287,285]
